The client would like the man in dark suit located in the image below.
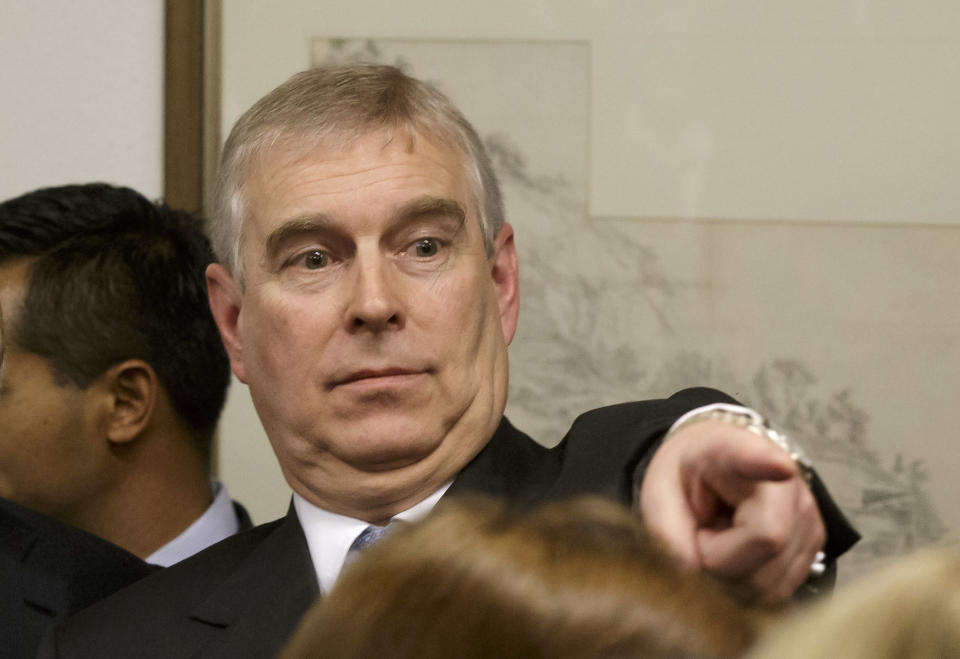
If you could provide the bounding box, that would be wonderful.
[0,497,158,659]
[42,64,858,658]
[0,185,250,566]
[1,303,156,658]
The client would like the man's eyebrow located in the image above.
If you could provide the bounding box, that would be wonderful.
[395,196,466,226]
[263,197,467,261]
[264,214,336,261]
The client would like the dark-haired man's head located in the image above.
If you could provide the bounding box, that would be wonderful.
[0,183,230,557]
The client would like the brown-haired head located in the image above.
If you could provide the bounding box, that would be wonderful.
[283,496,758,659]
[746,547,960,659]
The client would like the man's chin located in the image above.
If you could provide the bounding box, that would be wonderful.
[332,424,449,474]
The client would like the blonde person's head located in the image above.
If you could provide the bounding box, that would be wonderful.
[746,547,960,659]
[282,496,758,659]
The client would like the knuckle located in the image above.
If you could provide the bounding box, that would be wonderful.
[754,526,790,555]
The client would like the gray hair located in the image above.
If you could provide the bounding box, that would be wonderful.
[210,63,504,281]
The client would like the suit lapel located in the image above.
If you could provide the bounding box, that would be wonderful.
[172,419,553,656]
[188,508,320,658]
[180,421,554,656]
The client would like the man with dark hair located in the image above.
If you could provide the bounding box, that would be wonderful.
[0,183,248,564]
[43,66,857,658]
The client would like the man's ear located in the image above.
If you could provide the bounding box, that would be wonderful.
[96,359,157,445]
[206,263,247,383]
[490,222,520,345]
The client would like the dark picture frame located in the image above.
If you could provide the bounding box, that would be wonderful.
[163,0,219,214]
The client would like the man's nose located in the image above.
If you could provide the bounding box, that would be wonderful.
[345,255,404,332]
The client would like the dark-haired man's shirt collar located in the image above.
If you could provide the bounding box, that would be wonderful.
[293,480,452,594]
[145,481,241,567]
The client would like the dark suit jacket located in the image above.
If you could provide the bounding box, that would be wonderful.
[41,389,860,659]
[0,498,159,659]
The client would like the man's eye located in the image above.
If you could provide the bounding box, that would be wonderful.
[303,250,329,269]
[413,238,439,257]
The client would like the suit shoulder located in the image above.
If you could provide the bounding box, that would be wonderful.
[547,388,738,502]
[96,516,282,605]
[566,387,738,439]
[43,517,288,656]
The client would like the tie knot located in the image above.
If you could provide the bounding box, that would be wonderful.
[348,523,391,554]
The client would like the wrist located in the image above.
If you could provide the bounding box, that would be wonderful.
[666,404,814,484]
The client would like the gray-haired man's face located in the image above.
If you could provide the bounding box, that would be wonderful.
[207,128,519,519]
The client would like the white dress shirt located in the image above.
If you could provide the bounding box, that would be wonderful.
[146,481,242,567]
[294,481,452,594]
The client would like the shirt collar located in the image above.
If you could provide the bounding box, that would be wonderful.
[146,480,241,566]
[294,481,452,594]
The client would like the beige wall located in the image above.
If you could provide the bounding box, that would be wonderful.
[0,2,163,200]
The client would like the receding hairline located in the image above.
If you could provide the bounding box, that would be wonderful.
[234,119,479,204]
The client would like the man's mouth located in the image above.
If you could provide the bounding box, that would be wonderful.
[331,368,426,389]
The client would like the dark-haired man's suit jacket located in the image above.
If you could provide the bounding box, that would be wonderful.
[0,498,159,659]
[41,389,860,659]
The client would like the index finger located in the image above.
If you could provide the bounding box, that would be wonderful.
[697,431,800,506]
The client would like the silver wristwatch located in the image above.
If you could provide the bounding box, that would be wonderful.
[668,405,814,484]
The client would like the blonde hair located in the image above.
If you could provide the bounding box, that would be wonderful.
[746,547,960,659]
[282,496,758,659]
[211,63,503,282]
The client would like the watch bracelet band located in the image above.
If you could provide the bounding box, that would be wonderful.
[667,408,814,484]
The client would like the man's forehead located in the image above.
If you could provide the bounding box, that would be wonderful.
[0,259,29,320]
[245,129,473,221]
[261,125,464,170]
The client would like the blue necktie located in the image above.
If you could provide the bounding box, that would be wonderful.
[344,523,394,567]
[349,524,391,553]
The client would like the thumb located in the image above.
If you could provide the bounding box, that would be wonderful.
[639,458,701,567]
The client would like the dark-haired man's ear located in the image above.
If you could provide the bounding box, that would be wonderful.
[96,359,158,445]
